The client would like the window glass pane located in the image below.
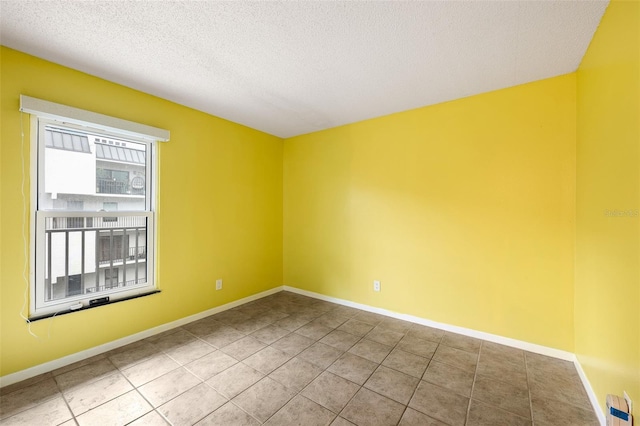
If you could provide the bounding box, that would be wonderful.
[40,126,148,212]
[43,215,148,302]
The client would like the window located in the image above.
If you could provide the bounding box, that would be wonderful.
[23,95,169,318]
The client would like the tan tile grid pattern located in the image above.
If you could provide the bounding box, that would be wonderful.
[0,291,599,426]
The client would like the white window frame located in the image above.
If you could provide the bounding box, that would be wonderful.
[22,95,169,318]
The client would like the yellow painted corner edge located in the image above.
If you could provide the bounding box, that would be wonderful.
[284,285,605,425]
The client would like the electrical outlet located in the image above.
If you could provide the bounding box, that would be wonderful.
[373,280,381,292]
[215,279,223,290]
[624,391,632,414]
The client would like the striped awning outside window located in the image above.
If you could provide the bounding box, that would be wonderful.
[44,128,90,153]
[96,143,146,164]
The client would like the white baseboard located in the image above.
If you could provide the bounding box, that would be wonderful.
[285,286,574,359]
[0,286,284,388]
[574,357,606,425]
[284,285,606,424]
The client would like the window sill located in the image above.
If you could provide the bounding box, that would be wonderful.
[28,290,161,322]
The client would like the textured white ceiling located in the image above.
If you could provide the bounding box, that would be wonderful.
[0,1,608,138]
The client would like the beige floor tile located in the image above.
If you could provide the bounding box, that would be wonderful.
[138,367,201,407]
[476,353,528,389]
[397,335,438,358]
[63,371,133,415]
[481,341,525,364]
[206,362,264,398]
[365,326,405,347]
[145,327,183,344]
[108,341,159,370]
[212,309,251,326]
[409,381,470,426]
[441,332,482,353]
[0,373,53,396]
[296,321,333,340]
[0,396,72,426]
[76,390,151,426]
[52,354,106,377]
[243,346,292,374]
[158,383,227,425]
[201,327,245,349]
[182,318,225,338]
[472,374,531,418]
[269,357,323,391]
[398,407,449,425]
[249,324,290,344]
[525,352,576,377]
[197,402,260,426]
[313,313,350,329]
[423,360,475,397]
[165,339,216,365]
[265,395,336,425]
[407,324,444,343]
[273,314,312,331]
[319,330,360,351]
[233,316,273,334]
[232,377,296,422]
[467,400,532,426]
[364,365,419,405]
[351,311,385,326]
[260,310,290,324]
[272,332,314,356]
[348,339,392,364]
[184,350,238,381]
[528,366,592,410]
[327,352,377,385]
[382,348,430,378]
[329,306,361,319]
[0,377,61,420]
[54,358,117,391]
[330,417,356,426]
[377,318,412,334]
[432,344,478,373]
[152,328,196,352]
[220,336,266,361]
[128,410,170,425]
[122,354,181,387]
[337,319,375,337]
[340,387,405,426]
[531,396,600,425]
[298,342,344,369]
[301,371,360,413]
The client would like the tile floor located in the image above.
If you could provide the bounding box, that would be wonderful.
[0,291,600,426]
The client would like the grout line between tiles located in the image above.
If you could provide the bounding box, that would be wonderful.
[464,341,482,425]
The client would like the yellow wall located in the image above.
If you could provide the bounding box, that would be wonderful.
[0,47,283,376]
[283,75,577,351]
[576,0,640,412]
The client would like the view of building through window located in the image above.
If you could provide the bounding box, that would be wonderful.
[40,126,149,303]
